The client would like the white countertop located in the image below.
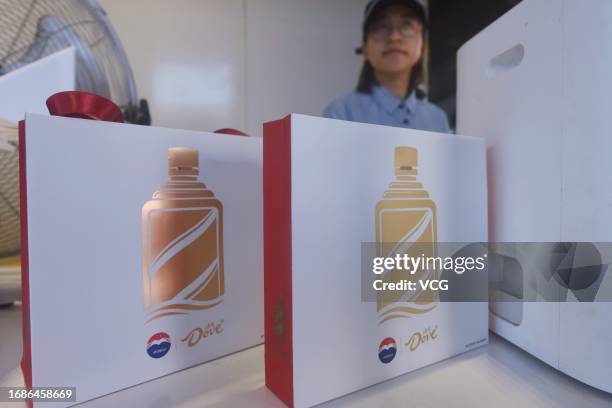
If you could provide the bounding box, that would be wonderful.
[1,303,611,408]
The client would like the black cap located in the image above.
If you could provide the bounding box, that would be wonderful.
[364,0,428,29]
[356,0,428,54]
[363,0,427,36]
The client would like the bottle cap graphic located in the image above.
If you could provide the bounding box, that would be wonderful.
[46,91,125,123]
[395,147,417,175]
[168,147,199,176]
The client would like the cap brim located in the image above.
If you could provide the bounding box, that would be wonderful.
[364,0,428,30]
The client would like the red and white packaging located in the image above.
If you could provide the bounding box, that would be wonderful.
[263,114,489,408]
[19,93,262,407]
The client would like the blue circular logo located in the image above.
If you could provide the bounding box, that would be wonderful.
[147,332,171,359]
[378,337,397,364]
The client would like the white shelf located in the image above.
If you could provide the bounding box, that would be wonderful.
[1,304,610,407]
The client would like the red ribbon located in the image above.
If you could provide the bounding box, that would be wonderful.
[46,91,124,123]
[214,128,248,136]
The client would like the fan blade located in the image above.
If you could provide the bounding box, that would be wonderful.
[1,15,112,100]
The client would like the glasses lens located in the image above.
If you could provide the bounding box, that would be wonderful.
[369,20,418,40]
[399,22,416,38]
[370,22,392,40]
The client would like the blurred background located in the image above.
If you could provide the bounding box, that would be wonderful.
[96,0,521,135]
[0,0,522,136]
[98,0,366,136]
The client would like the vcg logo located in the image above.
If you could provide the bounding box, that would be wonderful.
[378,337,397,364]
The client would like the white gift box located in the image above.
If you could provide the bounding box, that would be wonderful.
[457,0,612,393]
[0,48,76,305]
[263,114,489,408]
[0,47,75,122]
[19,113,263,407]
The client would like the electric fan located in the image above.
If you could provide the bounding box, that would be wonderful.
[0,0,150,304]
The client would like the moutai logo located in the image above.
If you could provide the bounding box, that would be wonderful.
[378,337,398,364]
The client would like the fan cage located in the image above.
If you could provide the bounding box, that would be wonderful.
[0,0,137,109]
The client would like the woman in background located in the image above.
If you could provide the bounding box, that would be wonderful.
[324,0,450,133]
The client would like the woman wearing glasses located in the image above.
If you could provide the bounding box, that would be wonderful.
[324,0,450,133]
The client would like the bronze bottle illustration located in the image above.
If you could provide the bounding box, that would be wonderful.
[142,147,224,322]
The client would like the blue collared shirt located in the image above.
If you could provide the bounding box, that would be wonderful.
[323,85,451,133]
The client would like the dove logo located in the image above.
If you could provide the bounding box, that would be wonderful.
[147,332,171,359]
[378,337,397,364]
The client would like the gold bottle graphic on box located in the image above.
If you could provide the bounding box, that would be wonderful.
[375,147,438,325]
[142,147,224,323]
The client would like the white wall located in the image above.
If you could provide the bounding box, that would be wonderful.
[99,0,366,136]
